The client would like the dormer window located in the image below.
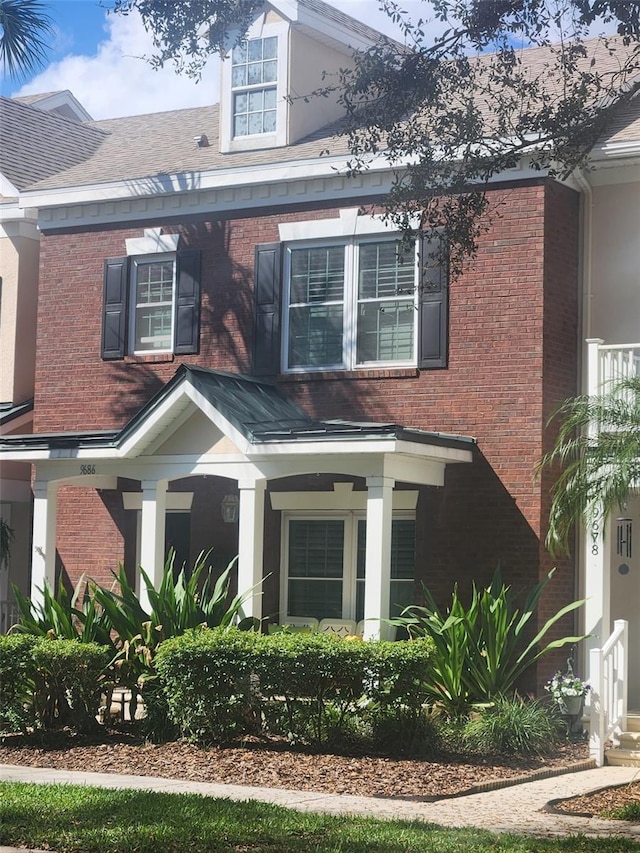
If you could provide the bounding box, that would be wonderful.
[232,37,278,137]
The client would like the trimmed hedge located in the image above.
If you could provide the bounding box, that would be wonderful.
[155,629,435,749]
[0,635,110,734]
[0,634,38,733]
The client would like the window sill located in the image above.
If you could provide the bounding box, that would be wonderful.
[279,367,419,382]
[124,354,175,365]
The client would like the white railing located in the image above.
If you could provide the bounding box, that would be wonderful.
[0,599,20,634]
[588,339,640,396]
[590,619,628,766]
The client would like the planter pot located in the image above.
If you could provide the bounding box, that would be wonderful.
[559,695,583,716]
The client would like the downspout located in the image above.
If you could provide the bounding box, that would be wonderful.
[574,168,594,681]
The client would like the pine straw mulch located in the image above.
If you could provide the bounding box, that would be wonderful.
[0,731,592,802]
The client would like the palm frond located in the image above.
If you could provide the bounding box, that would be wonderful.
[540,376,640,554]
[0,0,54,79]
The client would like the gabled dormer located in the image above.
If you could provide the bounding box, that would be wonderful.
[219,0,392,153]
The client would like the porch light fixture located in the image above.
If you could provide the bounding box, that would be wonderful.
[221,494,239,523]
[616,517,632,559]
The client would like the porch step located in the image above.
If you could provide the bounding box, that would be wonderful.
[605,716,640,766]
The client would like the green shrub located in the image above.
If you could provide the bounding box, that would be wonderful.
[462,696,564,756]
[155,627,260,743]
[394,568,586,716]
[0,634,38,733]
[154,630,435,750]
[32,640,110,734]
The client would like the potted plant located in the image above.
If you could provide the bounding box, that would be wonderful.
[545,659,590,716]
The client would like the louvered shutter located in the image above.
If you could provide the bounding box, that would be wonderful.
[101,257,129,360]
[253,242,282,376]
[174,249,201,355]
[418,233,449,369]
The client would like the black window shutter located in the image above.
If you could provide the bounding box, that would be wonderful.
[253,242,282,376]
[418,233,449,369]
[101,257,129,360]
[174,249,201,355]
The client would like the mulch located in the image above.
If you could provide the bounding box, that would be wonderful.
[0,732,591,801]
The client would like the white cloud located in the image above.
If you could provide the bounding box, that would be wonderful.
[13,10,218,120]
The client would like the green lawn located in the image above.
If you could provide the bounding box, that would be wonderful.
[0,783,638,853]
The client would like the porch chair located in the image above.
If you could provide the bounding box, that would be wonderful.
[318,618,357,638]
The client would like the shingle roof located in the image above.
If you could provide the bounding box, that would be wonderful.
[0,97,106,191]
[23,104,350,192]
[297,0,401,48]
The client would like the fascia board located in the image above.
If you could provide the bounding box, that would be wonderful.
[20,153,388,210]
[269,0,382,53]
[250,438,399,456]
[394,439,474,463]
[117,386,194,458]
[183,384,253,455]
[0,172,19,198]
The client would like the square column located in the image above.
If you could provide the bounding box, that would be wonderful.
[30,480,59,610]
[584,513,611,682]
[139,479,168,612]
[237,480,266,623]
[363,476,395,641]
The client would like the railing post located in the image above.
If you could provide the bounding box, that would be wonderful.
[586,338,604,395]
[590,645,605,766]
[614,618,629,734]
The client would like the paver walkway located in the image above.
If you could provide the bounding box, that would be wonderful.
[0,762,639,848]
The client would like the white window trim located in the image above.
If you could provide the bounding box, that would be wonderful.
[128,253,177,356]
[220,19,290,153]
[282,234,419,373]
[280,509,415,622]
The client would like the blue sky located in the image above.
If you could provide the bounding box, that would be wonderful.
[2,0,434,119]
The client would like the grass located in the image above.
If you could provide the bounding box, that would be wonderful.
[604,801,640,821]
[0,783,639,853]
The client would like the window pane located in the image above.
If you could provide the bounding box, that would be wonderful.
[235,92,247,113]
[288,304,344,367]
[232,42,247,64]
[290,246,344,303]
[288,520,344,620]
[289,580,342,620]
[264,88,277,109]
[248,112,263,135]
[134,306,172,351]
[359,241,415,300]
[356,299,414,363]
[248,90,263,111]
[263,110,276,133]
[231,65,247,87]
[289,519,344,578]
[248,62,262,85]
[234,114,248,137]
[263,36,277,59]
[356,519,415,619]
[248,39,262,61]
[263,59,277,83]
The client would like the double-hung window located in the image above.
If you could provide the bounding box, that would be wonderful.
[130,255,176,353]
[284,514,415,622]
[231,37,278,138]
[101,246,201,360]
[284,238,418,371]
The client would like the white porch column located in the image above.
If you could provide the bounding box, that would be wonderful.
[30,480,59,610]
[139,479,168,612]
[363,476,394,641]
[584,513,611,675]
[237,479,266,623]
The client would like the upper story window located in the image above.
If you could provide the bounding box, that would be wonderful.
[231,37,278,138]
[101,229,201,361]
[253,210,449,377]
[130,256,176,353]
[284,238,418,371]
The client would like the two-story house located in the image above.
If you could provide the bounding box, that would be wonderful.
[0,90,97,629]
[0,0,638,742]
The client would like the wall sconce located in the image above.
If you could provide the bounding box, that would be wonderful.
[616,518,632,559]
[221,494,239,523]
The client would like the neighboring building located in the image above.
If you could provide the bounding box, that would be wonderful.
[0,1,637,725]
[0,91,100,628]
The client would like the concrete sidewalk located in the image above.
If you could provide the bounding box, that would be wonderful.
[1,762,639,847]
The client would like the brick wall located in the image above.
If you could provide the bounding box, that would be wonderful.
[37,179,580,643]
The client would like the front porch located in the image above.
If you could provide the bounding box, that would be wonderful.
[0,366,475,640]
[583,339,640,764]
